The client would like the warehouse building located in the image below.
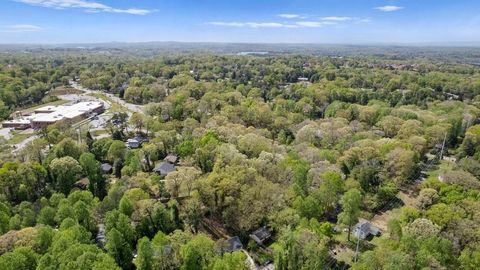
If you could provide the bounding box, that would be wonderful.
[2,101,104,129]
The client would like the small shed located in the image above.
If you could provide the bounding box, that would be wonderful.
[226,236,243,253]
[153,162,176,177]
[100,163,113,174]
[354,220,381,240]
[249,227,272,245]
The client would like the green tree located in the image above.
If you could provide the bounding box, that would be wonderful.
[274,227,329,270]
[52,137,84,160]
[181,234,216,270]
[338,188,362,241]
[108,140,126,162]
[49,156,83,194]
[79,152,106,198]
[212,252,248,270]
[180,193,204,233]
[135,237,153,270]
[106,228,133,270]
[129,112,144,132]
[0,247,38,270]
[37,206,56,226]
[460,247,480,270]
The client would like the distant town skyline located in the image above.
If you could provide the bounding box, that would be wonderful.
[1,0,479,44]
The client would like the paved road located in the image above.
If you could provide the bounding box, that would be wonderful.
[0,128,12,140]
[70,81,144,114]
[12,134,37,154]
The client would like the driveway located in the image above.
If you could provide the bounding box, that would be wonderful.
[0,128,12,140]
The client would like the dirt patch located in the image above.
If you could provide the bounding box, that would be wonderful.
[398,190,418,208]
[331,243,355,265]
[371,191,418,231]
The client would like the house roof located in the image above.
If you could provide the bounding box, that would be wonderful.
[226,236,243,252]
[100,163,112,172]
[354,220,381,239]
[133,135,149,143]
[153,162,176,176]
[164,154,178,164]
[126,138,141,148]
[249,227,271,244]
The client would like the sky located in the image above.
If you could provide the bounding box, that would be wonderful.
[0,0,479,44]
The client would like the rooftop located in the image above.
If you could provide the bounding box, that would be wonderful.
[4,101,104,127]
[100,163,113,173]
[153,162,176,176]
[226,236,243,252]
[32,102,104,123]
[250,227,271,245]
[354,219,381,240]
[164,154,178,164]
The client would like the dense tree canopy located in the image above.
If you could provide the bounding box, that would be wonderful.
[1,49,480,269]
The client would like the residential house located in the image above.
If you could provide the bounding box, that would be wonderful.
[354,220,381,240]
[249,227,272,245]
[126,138,141,149]
[225,236,243,253]
[153,162,176,177]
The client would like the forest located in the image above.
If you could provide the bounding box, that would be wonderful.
[1,47,480,269]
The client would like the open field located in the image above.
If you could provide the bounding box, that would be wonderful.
[48,86,84,96]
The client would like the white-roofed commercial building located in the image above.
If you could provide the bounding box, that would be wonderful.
[2,101,104,129]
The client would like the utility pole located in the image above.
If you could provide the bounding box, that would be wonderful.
[77,128,81,144]
[439,132,447,161]
[354,232,361,262]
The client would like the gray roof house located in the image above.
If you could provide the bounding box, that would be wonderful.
[153,162,176,177]
[249,227,272,245]
[226,236,243,253]
[126,138,141,149]
[354,220,381,240]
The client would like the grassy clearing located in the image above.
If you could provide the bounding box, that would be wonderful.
[8,132,32,144]
[48,86,83,96]
[426,160,456,182]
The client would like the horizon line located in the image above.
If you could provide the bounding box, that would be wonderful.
[1,40,480,48]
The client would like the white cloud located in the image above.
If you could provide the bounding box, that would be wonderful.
[321,16,352,21]
[296,21,331,28]
[246,22,285,28]
[15,0,154,15]
[208,22,293,28]
[277,14,300,19]
[208,20,341,29]
[3,24,43,32]
[358,18,372,23]
[374,5,404,12]
[209,22,245,27]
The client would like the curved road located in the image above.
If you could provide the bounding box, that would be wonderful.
[69,81,145,114]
